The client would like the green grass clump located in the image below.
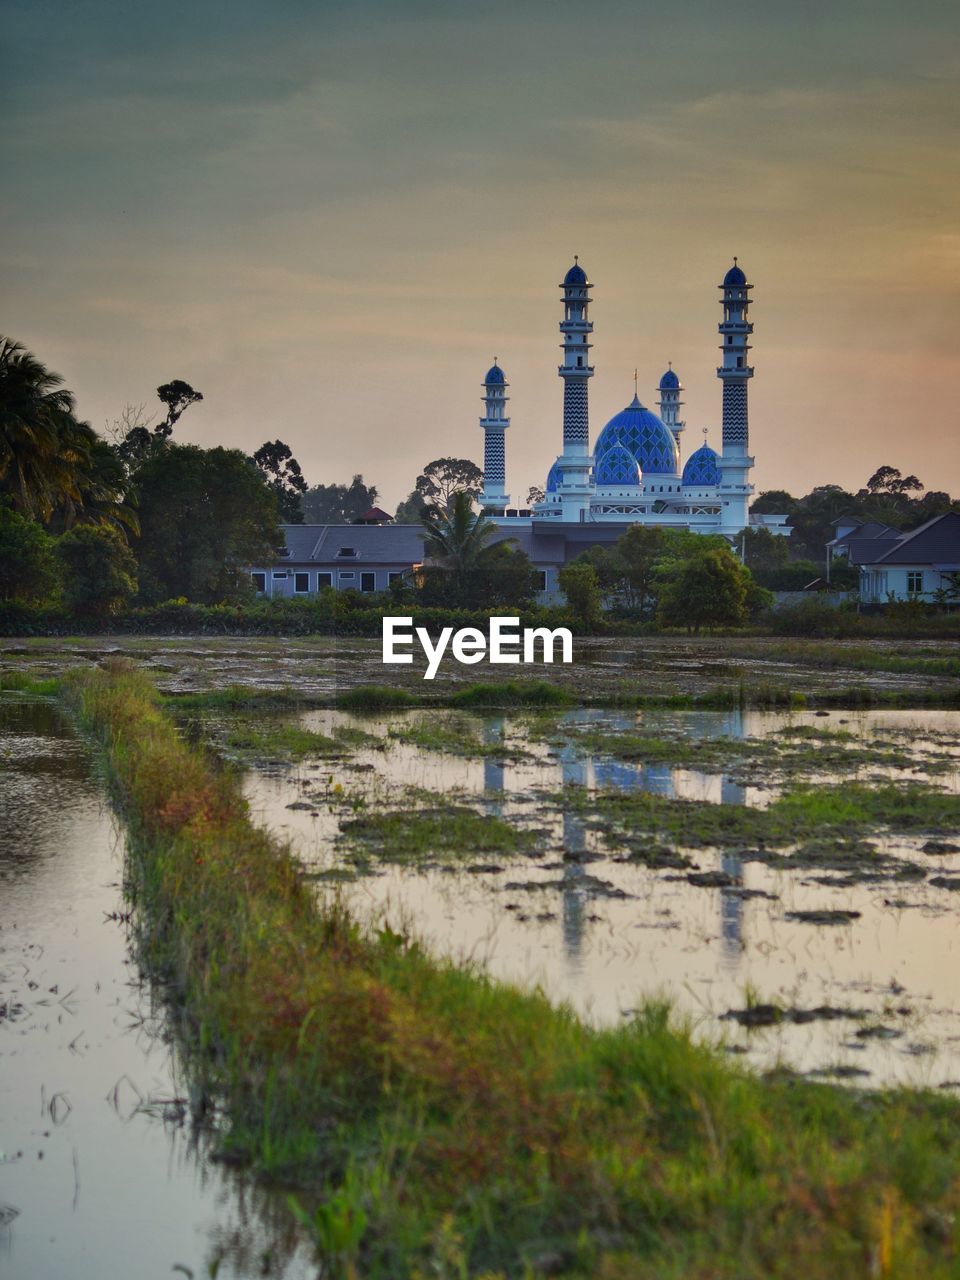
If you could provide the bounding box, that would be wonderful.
[224,721,345,760]
[387,712,513,758]
[165,684,309,710]
[451,679,571,708]
[63,668,960,1278]
[335,685,414,712]
[338,802,533,863]
[0,671,60,696]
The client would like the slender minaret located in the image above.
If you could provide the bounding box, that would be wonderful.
[657,363,685,443]
[554,257,594,522]
[478,359,510,513]
[716,259,755,534]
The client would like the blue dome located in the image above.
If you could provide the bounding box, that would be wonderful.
[546,460,562,494]
[594,442,641,487]
[723,262,747,288]
[594,396,679,476]
[484,362,505,385]
[659,367,680,390]
[563,261,588,286]
[682,443,721,487]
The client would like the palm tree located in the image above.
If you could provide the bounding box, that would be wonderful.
[0,338,80,520]
[420,490,500,601]
[0,338,134,532]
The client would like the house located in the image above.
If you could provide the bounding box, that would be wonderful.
[858,512,960,605]
[249,524,426,598]
[252,521,658,603]
[826,516,901,573]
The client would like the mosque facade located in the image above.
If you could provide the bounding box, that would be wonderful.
[478,260,790,540]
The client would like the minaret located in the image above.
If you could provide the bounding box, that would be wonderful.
[479,359,510,514]
[657,363,685,443]
[716,259,755,534]
[555,257,594,522]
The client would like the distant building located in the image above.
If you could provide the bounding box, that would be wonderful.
[249,524,425,598]
[480,259,791,539]
[857,512,960,605]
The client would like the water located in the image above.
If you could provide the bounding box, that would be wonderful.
[237,705,960,1088]
[0,698,314,1280]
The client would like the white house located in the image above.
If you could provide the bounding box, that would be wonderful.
[858,512,960,605]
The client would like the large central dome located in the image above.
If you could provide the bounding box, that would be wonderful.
[594,395,679,475]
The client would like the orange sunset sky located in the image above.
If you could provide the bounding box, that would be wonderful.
[5,0,960,508]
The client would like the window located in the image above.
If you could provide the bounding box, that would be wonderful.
[272,572,288,580]
[294,572,309,593]
[339,571,355,581]
[906,571,924,595]
[251,572,266,593]
[316,572,333,589]
[535,570,547,592]
[360,572,376,592]
[388,571,404,584]
[337,547,357,558]
[736,357,744,368]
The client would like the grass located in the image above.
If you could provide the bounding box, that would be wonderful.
[450,680,572,708]
[335,685,415,712]
[338,803,536,863]
[164,684,313,711]
[386,712,517,759]
[64,666,960,1278]
[0,671,61,696]
[224,721,347,760]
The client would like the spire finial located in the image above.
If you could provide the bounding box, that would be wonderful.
[702,426,709,440]
[574,254,578,263]
[633,367,638,395]
[733,255,738,265]
[493,356,498,365]
[668,360,672,370]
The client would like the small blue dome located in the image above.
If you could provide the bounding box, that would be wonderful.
[484,363,505,385]
[682,443,721,487]
[594,395,679,476]
[659,367,680,390]
[563,260,588,286]
[723,262,747,288]
[546,460,562,494]
[595,442,641,487]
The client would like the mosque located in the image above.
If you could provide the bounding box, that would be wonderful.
[477,259,790,540]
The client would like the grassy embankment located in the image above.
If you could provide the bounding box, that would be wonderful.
[58,666,960,1278]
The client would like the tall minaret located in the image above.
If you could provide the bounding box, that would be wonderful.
[554,258,594,522]
[478,359,510,514]
[657,363,685,443]
[716,259,755,534]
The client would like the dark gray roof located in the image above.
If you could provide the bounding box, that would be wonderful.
[279,523,427,565]
[867,512,960,567]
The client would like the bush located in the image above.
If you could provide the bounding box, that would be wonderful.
[57,524,137,621]
[0,505,59,603]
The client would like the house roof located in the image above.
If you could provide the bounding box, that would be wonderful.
[866,511,960,567]
[279,523,427,564]
[359,506,393,522]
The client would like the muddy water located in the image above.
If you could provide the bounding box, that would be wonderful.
[0,698,313,1280]
[240,706,960,1089]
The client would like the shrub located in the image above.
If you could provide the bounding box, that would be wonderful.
[56,524,137,621]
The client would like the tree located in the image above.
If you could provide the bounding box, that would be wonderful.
[0,337,82,521]
[617,525,667,614]
[865,466,922,497]
[253,440,308,523]
[558,562,602,629]
[657,547,749,632]
[302,475,378,524]
[419,490,498,603]
[0,338,133,533]
[57,524,137,621]
[526,485,545,507]
[393,489,427,524]
[0,503,59,603]
[415,457,483,508]
[134,445,283,603]
[117,379,203,469]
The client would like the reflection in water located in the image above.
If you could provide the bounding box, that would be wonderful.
[243,704,960,1086]
[0,696,314,1280]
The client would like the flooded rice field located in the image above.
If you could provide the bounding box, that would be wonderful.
[0,698,312,1279]
[210,703,960,1089]
[4,633,959,704]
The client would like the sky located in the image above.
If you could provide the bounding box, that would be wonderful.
[4,0,960,508]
